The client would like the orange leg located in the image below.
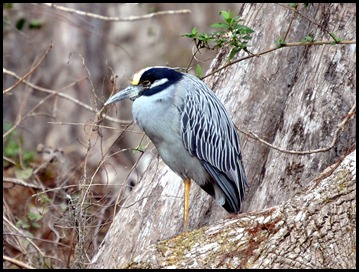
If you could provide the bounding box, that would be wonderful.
[184,178,191,231]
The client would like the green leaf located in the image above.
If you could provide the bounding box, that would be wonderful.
[197,33,209,41]
[219,11,231,21]
[16,219,30,229]
[216,38,226,47]
[16,18,26,30]
[32,222,41,229]
[133,145,145,154]
[210,22,229,29]
[38,193,51,204]
[275,38,286,48]
[228,47,241,60]
[235,25,254,34]
[4,139,19,157]
[183,33,194,38]
[28,212,42,222]
[182,9,255,64]
[195,64,202,78]
[183,27,198,38]
[300,35,315,42]
[329,32,343,43]
[3,3,13,9]
[29,19,43,29]
[23,151,35,165]
[220,10,235,25]
[15,167,33,179]
[242,35,252,40]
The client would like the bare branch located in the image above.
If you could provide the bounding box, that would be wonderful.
[282,3,297,42]
[202,40,356,80]
[3,177,44,190]
[3,255,35,269]
[3,68,131,127]
[39,3,191,21]
[3,42,53,94]
[239,103,356,155]
[3,216,46,257]
[277,3,343,42]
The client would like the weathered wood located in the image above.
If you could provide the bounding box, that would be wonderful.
[124,150,356,268]
[90,3,356,268]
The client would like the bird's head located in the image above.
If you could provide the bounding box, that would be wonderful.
[104,66,183,105]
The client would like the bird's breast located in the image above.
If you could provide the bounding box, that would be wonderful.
[132,95,209,185]
[132,95,178,143]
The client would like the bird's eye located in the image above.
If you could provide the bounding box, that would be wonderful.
[142,80,151,88]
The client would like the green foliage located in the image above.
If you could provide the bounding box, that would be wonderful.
[275,38,287,48]
[16,219,31,229]
[29,19,43,29]
[15,18,25,30]
[37,193,52,205]
[3,3,13,9]
[3,123,35,167]
[15,167,33,179]
[301,35,315,42]
[4,135,19,158]
[183,10,254,62]
[195,64,202,78]
[288,3,311,9]
[288,3,298,8]
[329,32,343,44]
[16,194,52,230]
[16,211,43,229]
[3,4,43,32]
[133,145,146,154]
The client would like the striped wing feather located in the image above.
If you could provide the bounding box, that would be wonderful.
[180,77,247,213]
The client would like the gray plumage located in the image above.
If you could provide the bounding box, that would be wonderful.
[105,66,248,213]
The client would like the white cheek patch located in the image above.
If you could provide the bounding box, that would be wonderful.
[151,78,169,88]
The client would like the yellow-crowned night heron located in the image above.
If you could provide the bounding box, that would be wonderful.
[105,66,248,229]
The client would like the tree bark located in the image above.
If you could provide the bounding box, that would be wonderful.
[90,3,356,268]
[119,150,356,269]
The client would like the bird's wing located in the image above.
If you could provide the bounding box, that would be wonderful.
[180,80,248,212]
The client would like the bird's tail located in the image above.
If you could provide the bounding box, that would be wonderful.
[201,162,242,213]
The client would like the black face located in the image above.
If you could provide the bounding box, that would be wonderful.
[138,67,183,96]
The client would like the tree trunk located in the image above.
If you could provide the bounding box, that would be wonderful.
[90,3,356,268]
[115,150,356,269]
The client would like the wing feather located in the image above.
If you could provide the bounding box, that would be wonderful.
[180,74,248,213]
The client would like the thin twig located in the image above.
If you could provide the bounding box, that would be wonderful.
[3,232,71,249]
[3,255,35,269]
[3,42,53,94]
[68,52,98,103]
[202,39,356,80]
[30,183,122,198]
[239,103,356,155]
[277,3,345,43]
[39,3,191,21]
[282,4,297,42]
[3,68,130,126]
[3,177,44,190]
[3,216,46,257]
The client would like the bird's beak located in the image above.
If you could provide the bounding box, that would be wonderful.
[104,85,142,106]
